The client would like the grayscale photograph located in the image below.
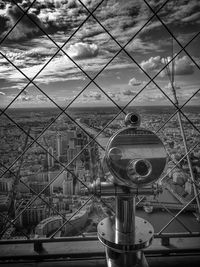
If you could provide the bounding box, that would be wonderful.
[0,0,200,266]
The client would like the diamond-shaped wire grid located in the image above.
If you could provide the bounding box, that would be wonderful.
[0,0,200,239]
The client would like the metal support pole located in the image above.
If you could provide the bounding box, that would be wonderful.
[115,196,135,235]
[96,112,167,267]
[105,196,147,267]
[97,190,154,267]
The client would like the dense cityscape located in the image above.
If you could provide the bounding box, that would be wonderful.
[0,106,200,239]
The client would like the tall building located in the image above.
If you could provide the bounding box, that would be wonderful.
[0,178,13,193]
[74,180,81,195]
[67,148,76,162]
[0,195,11,212]
[35,172,49,182]
[56,132,62,160]
[56,131,77,161]
[60,131,70,155]
[75,166,85,181]
[48,170,67,194]
[185,180,193,195]
[29,181,50,196]
[16,199,47,227]
[69,138,75,149]
[47,147,54,168]
[17,177,30,194]
[67,130,75,140]
[62,173,73,196]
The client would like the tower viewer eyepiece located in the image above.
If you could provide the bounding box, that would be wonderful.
[127,159,152,183]
[125,112,141,127]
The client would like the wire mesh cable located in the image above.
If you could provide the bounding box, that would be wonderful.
[0,163,86,239]
[0,1,105,117]
[0,212,30,239]
[82,8,200,136]
[160,141,200,184]
[50,194,94,238]
[0,66,199,238]
[0,0,171,119]
[0,51,106,152]
[156,88,200,134]
[10,0,125,115]
[0,0,200,241]
[155,198,192,234]
[2,1,199,182]
[143,0,200,73]
[0,109,89,189]
[158,190,200,235]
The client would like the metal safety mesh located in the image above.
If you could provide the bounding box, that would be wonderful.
[0,0,199,240]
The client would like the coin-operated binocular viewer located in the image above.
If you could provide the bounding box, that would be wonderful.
[84,113,167,267]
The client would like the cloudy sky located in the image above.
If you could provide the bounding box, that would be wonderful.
[0,0,200,108]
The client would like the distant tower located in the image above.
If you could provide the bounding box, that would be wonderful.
[69,138,75,149]
[56,132,62,160]
[75,180,81,195]
[67,148,76,162]
[0,178,13,193]
[62,173,73,196]
[47,147,54,168]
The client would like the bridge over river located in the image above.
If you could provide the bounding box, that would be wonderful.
[137,200,197,212]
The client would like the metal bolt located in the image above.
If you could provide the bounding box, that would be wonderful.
[139,239,142,243]
[149,230,152,234]
[102,232,105,236]
[144,221,147,224]
[101,222,104,225]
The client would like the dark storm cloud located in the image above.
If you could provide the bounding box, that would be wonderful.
[0,15,9,33]
[168,0,200,23]
[1,0,200,44]
[0,0,72,42]
[4,4,43,41]
[0,0,23,4]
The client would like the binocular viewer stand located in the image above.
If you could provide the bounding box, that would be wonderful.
[83,113,167,267]
[85,181,162,267]
[98,195,153,267]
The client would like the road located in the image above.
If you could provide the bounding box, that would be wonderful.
[77,119,109,159]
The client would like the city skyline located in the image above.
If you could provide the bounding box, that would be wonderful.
[0,0,200,108]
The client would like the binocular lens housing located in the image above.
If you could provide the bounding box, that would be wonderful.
[127,159,152,183]
[125,112,141,127]
[105,125,167,187]
[130,114,139,124]
[135,159,150,176]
